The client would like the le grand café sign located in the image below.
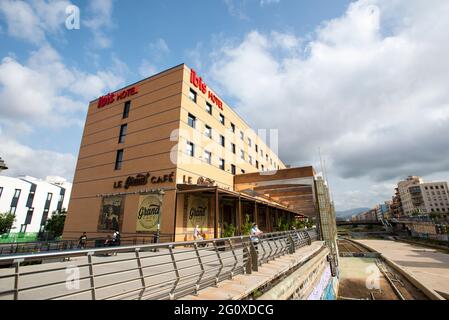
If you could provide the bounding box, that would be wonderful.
[113,172,175,189]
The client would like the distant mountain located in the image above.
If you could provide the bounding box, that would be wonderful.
[335,207,370,219]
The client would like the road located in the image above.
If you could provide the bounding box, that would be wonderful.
[357,239,449,298]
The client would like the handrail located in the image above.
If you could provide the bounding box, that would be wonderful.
[0,228,318,300]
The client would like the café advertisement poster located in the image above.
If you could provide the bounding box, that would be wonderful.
[187,195,209,229]
[136,194,162,232]
[98,195,124,231]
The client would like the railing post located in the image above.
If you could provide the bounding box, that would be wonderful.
[87,252,96,300]
[13,259,23,300]
[212,240,224,286]
[228,239,238,279]
[288,233,295,254]
[242,237,252,275]
[193,242,205,295]
[135,248,146,300]
[168,245,179,300]
[249,241,258,272]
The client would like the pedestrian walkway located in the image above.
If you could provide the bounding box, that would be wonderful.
[180,241,325,300]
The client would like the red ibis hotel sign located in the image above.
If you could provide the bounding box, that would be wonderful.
[190,69,223,110]
[97,86,139,108]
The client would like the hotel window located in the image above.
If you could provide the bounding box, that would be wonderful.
[205,125,212,138]
[270,158,273,165]
[206,102,212,115]
[14,189,21,199]
[230,123,235,133]
[249,155,253,165]
[261,164,264,171]
[256,160,259,169]
[189,88,197,102]
[231,143,236,154]
[255,144,258,152]
[220,135,225,147]
[248,138,252,147]
[204,150,212,164]
[240,130,244,140]
[231,164,236,175]
[219,158,225,170]
[123,101,131,119]
[186,141,194,157]
[241,169,246,174]
[188,113,196,128]
[118,124,127,143]
[219,113,225,125]
[10,207,17,215]
[240,149,245,160]
[260,149,263,157]
[266,154,268,161]
[114,150,124,170]
[0,186,3,198]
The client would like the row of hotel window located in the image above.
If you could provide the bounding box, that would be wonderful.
[0,187,61,231]
[187,112,278,171]
[188,88,279,169]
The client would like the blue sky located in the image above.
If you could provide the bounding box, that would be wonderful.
[1,0,449,211]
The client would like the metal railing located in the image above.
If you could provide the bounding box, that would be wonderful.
[0,229,318,300]
[0,234,174,256]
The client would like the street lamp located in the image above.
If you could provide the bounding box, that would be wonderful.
[0,157,8,172]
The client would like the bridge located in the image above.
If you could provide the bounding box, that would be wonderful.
[0,229,338,300]
[336,220,382,226]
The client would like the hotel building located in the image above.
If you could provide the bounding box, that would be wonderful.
[63,64,324,242]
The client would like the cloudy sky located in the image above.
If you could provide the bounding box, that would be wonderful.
[1,0,448,211]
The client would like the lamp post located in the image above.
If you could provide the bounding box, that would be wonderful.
[0,157,7,172]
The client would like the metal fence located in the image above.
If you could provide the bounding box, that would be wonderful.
[0,228,317,300]
[0,234,174,256]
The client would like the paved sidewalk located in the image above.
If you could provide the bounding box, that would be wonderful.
[357,239,449,297]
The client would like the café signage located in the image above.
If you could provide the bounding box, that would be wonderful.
[136,194,162,232]
[98,86,139,109]
[190,69,223,110]
[113,172,174,189]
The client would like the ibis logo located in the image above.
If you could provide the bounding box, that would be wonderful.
[190,69,223,110]
[97,86,139,108]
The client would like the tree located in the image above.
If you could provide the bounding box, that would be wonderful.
[0,212,15,235]
[240,214,253,235]
[43,210,67,239]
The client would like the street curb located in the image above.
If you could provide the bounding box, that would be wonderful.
[350,239,445,301]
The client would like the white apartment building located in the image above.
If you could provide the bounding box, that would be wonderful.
[0,175,72,234]
[397,176,449,216]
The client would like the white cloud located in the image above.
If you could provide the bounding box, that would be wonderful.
[84,0,115,49]
[0,44,124,126]
[0,0,73,44]
[223,0,249,20]
[260,0,280,7]
[138,60,158,78]
[0,137,76,181]
[208,0,449,209]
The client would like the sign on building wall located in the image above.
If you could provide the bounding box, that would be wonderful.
[136,194,163,232]
[187,195,209,229]
[98,196,124,231]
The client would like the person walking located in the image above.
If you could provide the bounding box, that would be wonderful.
[193,225,203,241]
[250,223,263,253]
[112,230,121,246]
[78,232,87,249]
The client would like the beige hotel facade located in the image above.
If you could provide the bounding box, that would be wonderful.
[63,64,321,242]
